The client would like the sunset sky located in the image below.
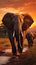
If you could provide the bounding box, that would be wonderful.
[0,0,36,27]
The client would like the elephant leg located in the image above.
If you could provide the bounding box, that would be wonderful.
[28,39,33,48]
[8,30,16,55]
[26,37,33,48]
[15,31,22,53]
[26,33,33,48]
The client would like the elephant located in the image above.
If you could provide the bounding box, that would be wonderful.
[2,13,22,55]
[26,33,33,48]
[2,13,34,55]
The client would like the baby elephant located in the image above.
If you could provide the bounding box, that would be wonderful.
[26,33,33,48]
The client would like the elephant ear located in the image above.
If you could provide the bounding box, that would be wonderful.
[2,13,18,30]
[2,13,15,26]
[22,14,34,31]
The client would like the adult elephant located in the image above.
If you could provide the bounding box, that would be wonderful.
[2,13,22,56]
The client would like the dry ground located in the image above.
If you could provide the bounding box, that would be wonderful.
[0,38,36,65]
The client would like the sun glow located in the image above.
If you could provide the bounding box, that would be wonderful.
[0,7,36,28]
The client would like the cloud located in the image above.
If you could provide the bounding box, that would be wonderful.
[0,0,36,27]
[0,0,36,8]
[0,0,36,15]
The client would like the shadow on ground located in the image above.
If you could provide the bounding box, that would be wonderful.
[0,43,36,65]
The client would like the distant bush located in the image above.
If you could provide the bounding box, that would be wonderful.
[0,26,9,38]
[0,31,8,38]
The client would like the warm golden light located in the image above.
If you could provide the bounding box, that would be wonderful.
[0,7,36,28]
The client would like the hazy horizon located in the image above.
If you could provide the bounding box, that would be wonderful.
[0,0,36,28]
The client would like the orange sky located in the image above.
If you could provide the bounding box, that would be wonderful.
[0,0,36,27]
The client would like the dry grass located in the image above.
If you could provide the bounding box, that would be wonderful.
[0,38,36,65]
[0,38,36,50]
[0,38,11,50]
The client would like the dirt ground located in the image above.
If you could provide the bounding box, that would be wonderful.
[0,38,36,65]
